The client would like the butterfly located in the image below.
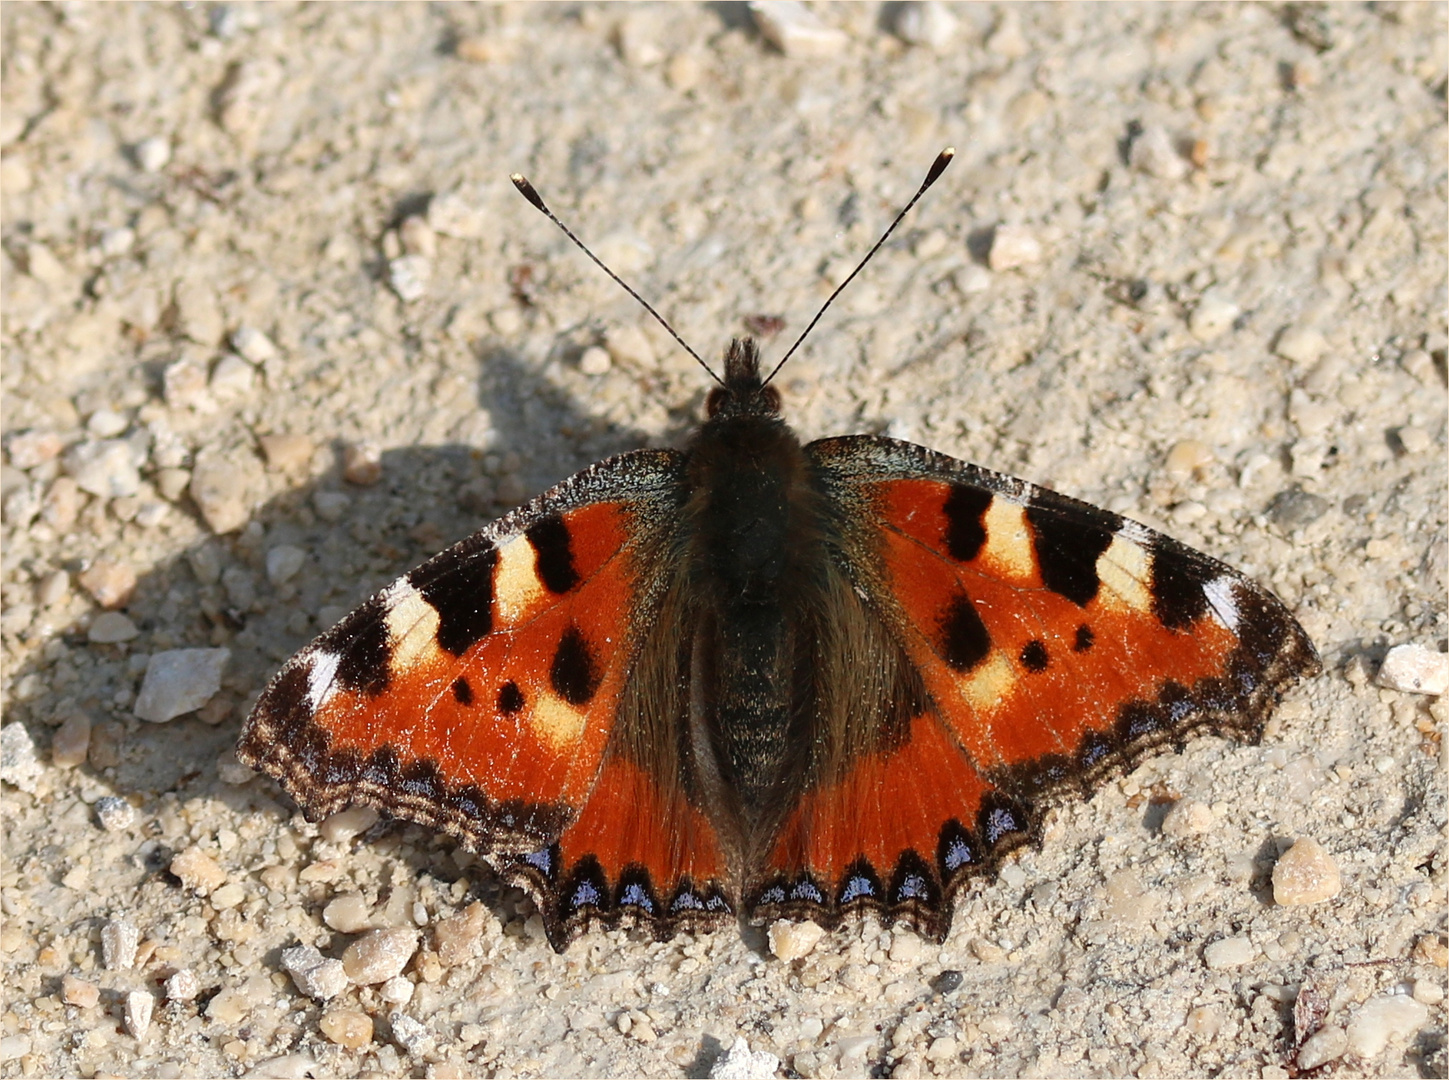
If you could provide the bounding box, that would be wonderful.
[237,150,1320,952]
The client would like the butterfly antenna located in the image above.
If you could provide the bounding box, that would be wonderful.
[511,174,723,387]
[762,147,955,386]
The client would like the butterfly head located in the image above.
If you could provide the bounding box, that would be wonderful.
[706,338,782,419]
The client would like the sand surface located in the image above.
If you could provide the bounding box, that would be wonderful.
[2,3,1446,1078]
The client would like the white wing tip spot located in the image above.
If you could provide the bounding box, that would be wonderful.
[1204,575,1241,631]
[306,649,342,714]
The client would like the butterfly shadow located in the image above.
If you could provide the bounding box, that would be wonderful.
[9,337,715,962]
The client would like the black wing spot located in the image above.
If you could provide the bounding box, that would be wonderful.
[526,515,580,595]
[1073,624,1095,652]
[498,681,525,715]
[1026,504,1116,607]
[939,593,991,673]
[333,598,392,697]
[943,485,994,562]
[412,541,499,656]
[452,677,474,705]
[1151,550,1211,631]
[550,624,600,706]
[1019,639,1049,672]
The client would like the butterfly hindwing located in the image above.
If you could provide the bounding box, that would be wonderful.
[742,435,1320,937]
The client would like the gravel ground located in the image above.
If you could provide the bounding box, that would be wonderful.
[2,3,1446,1078]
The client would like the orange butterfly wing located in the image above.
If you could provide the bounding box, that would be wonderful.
[747,436,1320,936]
[238,451,732,948]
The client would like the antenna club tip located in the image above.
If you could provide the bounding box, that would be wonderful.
[509,172,526,185]
[941,146,956,158]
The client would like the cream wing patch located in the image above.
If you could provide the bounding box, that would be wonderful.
[530,691,588,753]
[382,580,445,673]
[959,650,1017,715]
[980,498,1037,582]
[1095,532,1153,613]
[494,533,545,624]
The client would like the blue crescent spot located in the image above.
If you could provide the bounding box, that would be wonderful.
[944,838,974,870]
[839,876,875,902]
[620,883,653,912]
[671,892,704,912]
[897,874,928,899]
[570,880,603,908]
[523,848,552,873]
[759,886,786,905]
[790,881,824,903]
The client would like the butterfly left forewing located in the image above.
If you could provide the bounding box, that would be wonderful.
[745,434,1321,938]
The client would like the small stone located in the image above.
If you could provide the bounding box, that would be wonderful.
[379,976,414,1006]
[710,1036,781,1080]
[926,1035,959,1062]
[615,13,664,66]
[1130,126,1189,181]
[0,723,42,794]
[51,711,92,768]
[244,1054,320,1079]
[258,433,314,473]
[189,457,252,534]
[1296,1024,1348,1070]
[388,254,431,302]
[489,306,523,337]
[212,882,246,909]
[605,324,656,368]
[102,919,140,970]
[1161,799,1214,837]
[1376,644,1448,695]
[750,1,849,57]
[124,989,154,1039]
[987,225,1042,271]
[312,489,350,522]
[64,439,142,498]
[37,568,70,608]
[888,932,922,964]
[1345,994,1431,1058]
[0,1036,31,1064]
[428,191,486,239]
[41,476,81,529]
[231,325,278,364]
[665,51,703,91]
[134,648,230,722]
[170,845,227,894]
[1274,326,1328,365]
[970,937,1007,963]
[6,429,65,469]
[930,970,964,994]
[768,919,826,961]
[579,346,612,376]
[893,1,958,50]
[1266,485,1330,529]
[433,902,486,967]
[1271,836,1341,906]
[210,353,255,398]
[165,968,200,1001]
[78,560,137,609]
[389,1011,430,1055]
[1413,978,1444,1005]
[1204,935,1256,970]
[985,10,1028,58]
[1188,292,1241,341]
[175,281,225,346]
[454,34,510,64]
[134,135,171,172]
[319,1008,374,1049]
[281,944,349,1001]
[265,545,307,585]
[62,974,100,1008]
[1164,439,1213,480]
[94,795,137,831]
[342,442,382,486]
[343,927,418,984]
[99,227,136,258]
[323,892,374,934]
[396,214,436,259]
[87,408,130,438]
[319,805,379,843]
[163,358,210,409]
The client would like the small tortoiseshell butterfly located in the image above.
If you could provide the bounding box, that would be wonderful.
[238,150,1320,952]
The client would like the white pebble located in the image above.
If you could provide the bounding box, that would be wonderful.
[768,919,826,961]
[5,428,65,469]
[1376,644,1448,695]
[342,927,419,985]
[579,347,612,376]
[1130,126,1188,180]
[1204,935,1256,970]
[893,1,958,50]
[134,135,171,173]
[231,325,278,364]
[281,944,349,1001]
[1275,325,1328,365]
[1272,836,1341,905]
[379,976,414,1006]
[94,795,137,831]
[1188,292,1241,340]
[0,723,42,794]
[1345,994,1430,1058]
[342,442,383,486]
[1161,799,1214,837]
[388,255,431,302]
[124,989,154,1040]
[398,215,436,258]
[210,353,255,397]
[988,225,1042,271]
[133,648,231,723]
[389,1012,432,1056]
[63,439,142,498]
[0,1036,30,1064]
[99,227,136,258]
[102,919,140,970]
[750,1,848,57]
[266,545,307,585]
[86,408,130,438]
[189,458,251,534]
[323,892,374,934]
[313,490,351,522]
[164,969,200,1002]
[1296,1025,1348,1070]
[243,1055,319,1079]
[428,191,486,239]
[50,711,91,768]
[88,611,140,644]
[319,805,379,843]
[709,1036,782,1080]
